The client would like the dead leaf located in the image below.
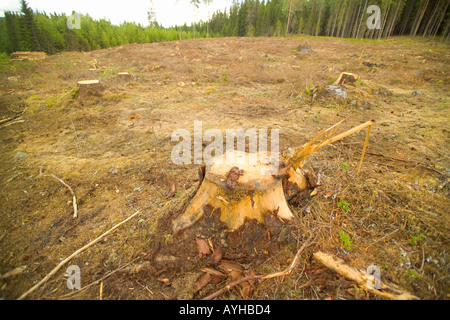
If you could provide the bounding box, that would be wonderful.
[196,238,211,258]
[210,242,223,264]
[241,270,257,299]
[229,269,244,282]
[193,273,212,293]
[223,252,246,260]
[324,191,334,198]
[202,267,226,278]
[218,260,245,273]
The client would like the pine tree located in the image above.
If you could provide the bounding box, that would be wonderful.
[21,0,41,51]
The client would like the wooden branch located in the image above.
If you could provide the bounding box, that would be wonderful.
[0,106,28,129]
[0,119,25,128]
[17,210,141,300]
[312,251,419,300]
[39,169,78,218]
[285,120,372,174]
[202,236,314,300]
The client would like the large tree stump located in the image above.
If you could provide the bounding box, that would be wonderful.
[172,151,308,234]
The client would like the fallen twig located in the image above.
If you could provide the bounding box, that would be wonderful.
[17,210,142,300]
[39,168,78,218]
[312,251,419,300]
[0,106,28,126]
[202,235,315,300]
[0,119,25,128]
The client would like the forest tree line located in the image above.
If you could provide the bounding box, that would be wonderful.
[0,0,449,55]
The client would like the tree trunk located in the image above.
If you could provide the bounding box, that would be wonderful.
[331,0,342,37]
[357,0,369,38]
[411,0,430,36]
[400,0,417,35]
[286,0,294,35]
[387,0,404,38]
[433,0,450,37]
[340,0,351,38]
[423,0,441,36]
[379,1,391,39]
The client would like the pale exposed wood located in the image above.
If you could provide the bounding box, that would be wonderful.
[286,167,308,190]
[118,72,131,80]
[172,151,302,233]
[77,80,104,96]
[10,51,46,61]
[206,151,281,191]
[333,72,359,85]
[313,251,420,300]
[77,80,100,86]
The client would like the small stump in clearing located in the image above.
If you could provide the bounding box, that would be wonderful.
[77,80,104,97]
[333,72,359,86]
[173,151,308,234]
[118,72,132,81]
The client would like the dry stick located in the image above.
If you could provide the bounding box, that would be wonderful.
[313,251,419,300]
[286,120,371,173]
[17,210,141,300]
[202,236,314,300]
[0,106,29,125]
[0,119,25,128]
[40,169,78,218]
[357,123,371,174]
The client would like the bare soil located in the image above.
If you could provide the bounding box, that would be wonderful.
[0,36,449,300]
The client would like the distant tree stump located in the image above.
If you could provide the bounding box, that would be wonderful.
[172,151,308,234]
[333,72,359,85]
[118,72,131,81]
[77,80,104,97]
[10,51,46,62]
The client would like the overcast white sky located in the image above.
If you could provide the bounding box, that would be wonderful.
[0,0,234,28]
